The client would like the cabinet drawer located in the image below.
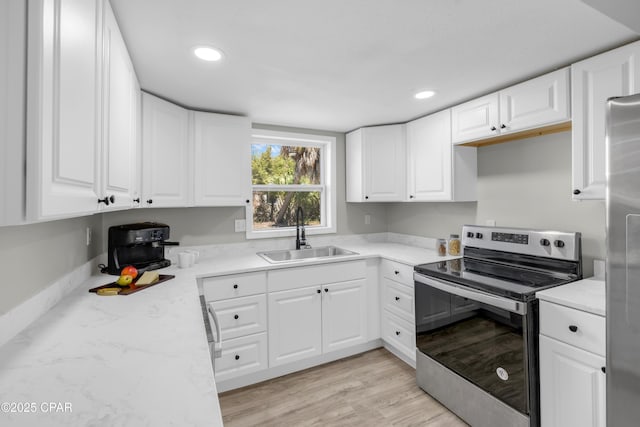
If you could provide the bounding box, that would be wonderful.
[380,259,414,285]
[209,294,267,340]
[201,271,266,301]
[540,301,606,356]
[382,277,414,322]
[214,332,268,382]
[268,260,366,293]
[382,310,415,360]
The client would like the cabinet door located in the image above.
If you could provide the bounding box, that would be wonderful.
[27,0,103,220]
[0,0,26,225]
[406,110,452,201]
[141,92,191,207]
[193,112,251,206]
[499,68,570,133]
[539,335,606,427]
[363,125,406,201]
[268,287,322,367]
[101,2,139,211]
[572,40,640,200]
[322,279,367,353]
[451,93,499,144]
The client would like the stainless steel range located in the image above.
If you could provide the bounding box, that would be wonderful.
[413,225,582,427]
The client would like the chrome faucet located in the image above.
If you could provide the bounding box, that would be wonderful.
[295,206,309,250]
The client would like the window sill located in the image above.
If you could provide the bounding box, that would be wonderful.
[245,224,336,240]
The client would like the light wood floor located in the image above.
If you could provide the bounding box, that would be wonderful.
[218,348,469,426]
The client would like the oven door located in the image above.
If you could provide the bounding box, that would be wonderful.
[414,273,530,415]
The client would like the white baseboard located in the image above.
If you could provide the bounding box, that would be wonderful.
[383,342,416,369]
[216,339,383,393]
[0,257,98,348]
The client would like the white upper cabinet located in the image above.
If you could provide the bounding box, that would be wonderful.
[499,68,570,133]
[406,109,477,202]
[101,1,140,211]
[141,93,191,207]
[193,112,251,206]
[27,0,103,220]
[451,94,500,143]
[571,40,640,200]
[452,68,570,145]
[346,124,406,202]
[0,0,26,226]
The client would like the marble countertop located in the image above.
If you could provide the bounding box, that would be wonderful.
[536,277,606,316]
[0,239,447,427]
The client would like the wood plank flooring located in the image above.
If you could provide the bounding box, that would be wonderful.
[218,348,468,426]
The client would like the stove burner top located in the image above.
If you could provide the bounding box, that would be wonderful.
[414,257,578,301]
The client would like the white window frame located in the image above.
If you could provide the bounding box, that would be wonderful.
[246,129,336,240]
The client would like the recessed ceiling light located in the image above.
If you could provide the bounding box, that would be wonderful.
[193,46,223,62]
[414,90,436,100]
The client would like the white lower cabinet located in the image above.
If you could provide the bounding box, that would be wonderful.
[268,286,323,367]
[539,336,606,427]
[322,280,367,353]
[214,333,268,382]
[539,301,606,427]
[379,259,416,364]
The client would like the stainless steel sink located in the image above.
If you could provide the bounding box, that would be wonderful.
[257,246,358,263]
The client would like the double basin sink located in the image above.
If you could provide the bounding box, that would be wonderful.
[257,246,358,264]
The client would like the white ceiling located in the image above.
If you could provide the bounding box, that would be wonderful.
[110,0,638,132]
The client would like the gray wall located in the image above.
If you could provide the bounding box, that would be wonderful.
[0,215,102,314]
[386,131,606,276]
[100,124,388,250]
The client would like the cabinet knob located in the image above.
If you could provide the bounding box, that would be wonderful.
[500,124,506,129]
[147,199,153,204]
[568,325,578,333]
[324,288,329,292]
[235,355,240,360]
[601,366,606,373]
[233,284,238,289]
[317,289,321,294]
[395,331,400,336]
[98,195,115,206]
[409,195,414,199]
[573,189,581,195]
[490,126,497,131]
[246,199,250,204]
[365,196,369,200]
[394,270,399,275]
[133,198,140,203]
[234,314,239,320]
[395,296,400,301]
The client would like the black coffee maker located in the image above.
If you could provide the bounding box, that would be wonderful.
[104,222,179,275]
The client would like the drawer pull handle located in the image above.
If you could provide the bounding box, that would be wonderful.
[394,270,399,275]
[395,331,400,336]
[568,325,578,333]
[235,355,240,360]
[601,366,606,374]
[233,284,238,289]
[395,296,400,301]
[234,314,239,320]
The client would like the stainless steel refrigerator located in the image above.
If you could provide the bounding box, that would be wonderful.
[606,92,640,427]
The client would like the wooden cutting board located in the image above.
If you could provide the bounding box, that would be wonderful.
[89,274,175,295]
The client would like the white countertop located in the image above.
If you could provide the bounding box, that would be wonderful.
[0,240,448,426]
[536,277,606,316]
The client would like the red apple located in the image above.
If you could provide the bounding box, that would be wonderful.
[120,265,138,279]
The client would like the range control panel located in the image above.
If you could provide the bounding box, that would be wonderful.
[461,225,581,261]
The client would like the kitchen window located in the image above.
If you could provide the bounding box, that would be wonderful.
[246,129,336,239]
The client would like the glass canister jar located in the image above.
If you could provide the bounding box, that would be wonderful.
[436,238,447,256]
[448,234,461,256]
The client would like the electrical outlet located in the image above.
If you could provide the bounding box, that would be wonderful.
[86,227,92,246]
[364,214,371,225]
[485,219,496,226]
[235,219,246,232]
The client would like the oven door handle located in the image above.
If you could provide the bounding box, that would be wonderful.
[414,273,527,315]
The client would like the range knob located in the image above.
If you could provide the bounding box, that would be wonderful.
[554,240,565,248]
[475,232,483,239]
[467,232,474,238]
[540,238,550,247]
